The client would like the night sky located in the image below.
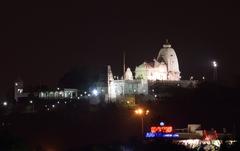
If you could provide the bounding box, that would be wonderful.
[0,1,239,93]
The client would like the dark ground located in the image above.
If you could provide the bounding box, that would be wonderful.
[0,100,240,151]
[1,82,240,150]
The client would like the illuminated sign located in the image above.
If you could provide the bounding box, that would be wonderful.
[146,132,179,138]
[145,122,179,139]
[151,126,173,133]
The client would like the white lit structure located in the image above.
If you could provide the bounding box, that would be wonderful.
[38,88,78,99]
[135,60,168,80]
[124,67,133,80]
[107,65,148,101]
[107,65,117,101]
[135,41,181,81]
[107,41,183,101]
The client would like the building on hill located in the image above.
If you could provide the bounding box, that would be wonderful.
[13,40,198,103]
[107,41,197,101]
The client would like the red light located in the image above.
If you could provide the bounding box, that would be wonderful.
[151,127,158,133]
[151,126,173,133]
[203,130,218,140]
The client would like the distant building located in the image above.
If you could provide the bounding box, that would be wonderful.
[14,80,83,101]
[14,80,106,102]
[38,88,78,99]
[14,79,29,102]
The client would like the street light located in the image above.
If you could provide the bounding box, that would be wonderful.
[29,100,34,112]
[135,108,149,138]
[212,60,218,81]
[212,61,218,68]
[3,101,7,106]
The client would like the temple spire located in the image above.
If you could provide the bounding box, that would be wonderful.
[123,51,126,79]
[165,39,169,45]
[163,39,171,48]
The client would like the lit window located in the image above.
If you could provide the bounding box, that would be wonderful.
[18,89,23,93]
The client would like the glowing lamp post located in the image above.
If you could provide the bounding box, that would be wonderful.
[135,108,149,138]
[212,60,218,81]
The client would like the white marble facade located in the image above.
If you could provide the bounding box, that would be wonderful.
[135,42,181,81]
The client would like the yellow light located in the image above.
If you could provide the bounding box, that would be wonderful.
[135,108,149,115]
[146,110,149,115]
[135,108,143,115]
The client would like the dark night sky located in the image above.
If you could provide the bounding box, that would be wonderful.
[0,1,239,93]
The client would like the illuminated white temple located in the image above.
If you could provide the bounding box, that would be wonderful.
[107,41,183,101]
[135,41,181,81]
[14,41,197,103]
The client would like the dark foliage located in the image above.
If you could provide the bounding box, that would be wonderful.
[58,66,107,90]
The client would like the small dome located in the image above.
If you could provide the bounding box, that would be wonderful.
[124,67,133,80]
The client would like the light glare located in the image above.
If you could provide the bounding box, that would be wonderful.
[3,101,7,106]
[212,61,218,68]
[92,89,98,96]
